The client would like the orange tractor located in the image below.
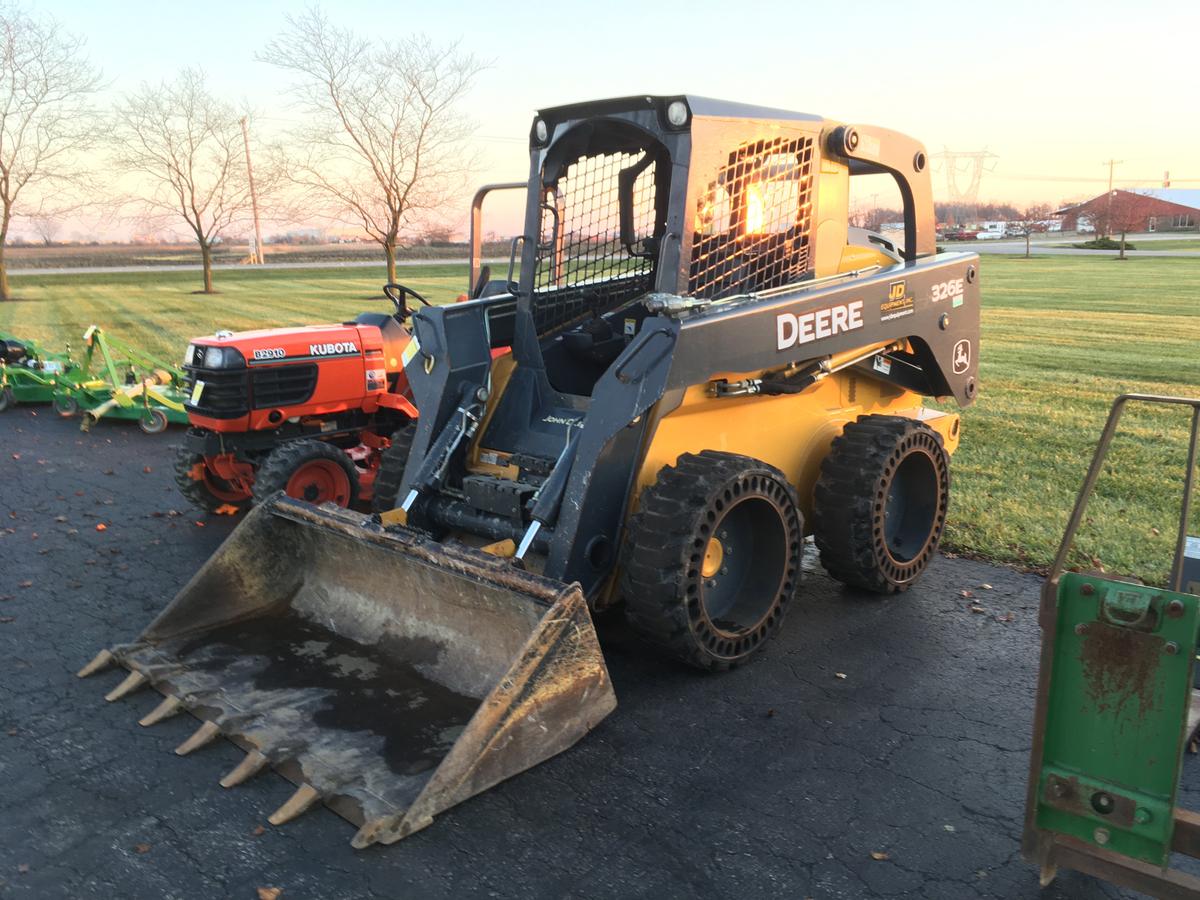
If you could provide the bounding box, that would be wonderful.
[174,285,422,512]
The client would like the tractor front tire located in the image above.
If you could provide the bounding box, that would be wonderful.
[253,439,359,508]
[173,447,252,513]
[371,422,417,513]
[0,387,13,412]
[812,415,950,594]
[621,451,803,671]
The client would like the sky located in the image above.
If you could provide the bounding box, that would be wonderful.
[35,0,1200,239]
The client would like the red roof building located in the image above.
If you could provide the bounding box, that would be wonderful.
[1057,189,1199,233]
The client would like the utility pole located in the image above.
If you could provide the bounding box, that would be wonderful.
[1099,158,1123,237]
[1099,159,1118,237]
[240,116,265,264]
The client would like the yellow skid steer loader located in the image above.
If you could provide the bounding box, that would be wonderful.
[82,95,980,846]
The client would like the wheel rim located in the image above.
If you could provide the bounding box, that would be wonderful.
[873,433,949,584]
[285,459,352,506]
[685,474,801,661]
[883,452,938,562]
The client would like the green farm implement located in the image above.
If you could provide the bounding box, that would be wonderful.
[1024,393,1200,898]
[57,326,188,434]
[0,333,84,411]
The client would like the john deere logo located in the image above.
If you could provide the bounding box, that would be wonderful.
[888,281,906,301]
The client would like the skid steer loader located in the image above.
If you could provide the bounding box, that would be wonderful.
[81,95,980,847]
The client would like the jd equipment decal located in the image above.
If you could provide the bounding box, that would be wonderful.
[776,300,864,350]
[880,280,914,322]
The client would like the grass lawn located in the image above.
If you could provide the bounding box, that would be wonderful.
[0,264,468,362]
[948,255,1200,583]
[2,255,1198,584]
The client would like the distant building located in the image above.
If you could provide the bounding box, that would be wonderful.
[1057,189,1200,233]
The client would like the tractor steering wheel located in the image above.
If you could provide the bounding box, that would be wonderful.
[382,283,433,320]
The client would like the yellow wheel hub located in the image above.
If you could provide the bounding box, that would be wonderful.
[701,537,724,578]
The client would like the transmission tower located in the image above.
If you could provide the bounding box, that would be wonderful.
[930,150,999,222]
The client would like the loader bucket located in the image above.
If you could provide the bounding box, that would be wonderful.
[79,496,616,847]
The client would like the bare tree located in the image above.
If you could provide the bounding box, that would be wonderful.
[1106,191,1150,260]
[1009,203,1054,259]
[27,211,61,245]
[112,69,255,293]
[0,6,101,299]
[261,7,482,283]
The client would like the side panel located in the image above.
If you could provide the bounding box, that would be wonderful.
[634,376,960,528]
[667,252,980,407]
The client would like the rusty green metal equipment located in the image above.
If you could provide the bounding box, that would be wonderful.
[1024,393,1200,898]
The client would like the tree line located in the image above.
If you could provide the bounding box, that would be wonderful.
[0,6,481,300]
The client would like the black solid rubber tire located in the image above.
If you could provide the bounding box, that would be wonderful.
[252,439,360,507]
[371,421,417,513]
[172,445,251,513]
[812,415,950,594]
[620,450,804,671]
[0,387,12,412]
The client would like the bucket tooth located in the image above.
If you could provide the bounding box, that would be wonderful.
[104,671,147,702]
[138,695,183,727]
[268,783,321,826]
[219,750,269,788]
[77,648,114,678]
[174,720,221,756]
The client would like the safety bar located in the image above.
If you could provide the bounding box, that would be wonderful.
[469,182,526,294]
[1048,393,1200,593]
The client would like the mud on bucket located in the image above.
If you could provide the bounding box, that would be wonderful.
[80,495,616,847]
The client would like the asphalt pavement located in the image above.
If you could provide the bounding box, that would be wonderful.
[1,406,1195,899]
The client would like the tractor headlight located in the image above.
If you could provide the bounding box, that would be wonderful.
[184,343,197,366]
[197,346,245,369]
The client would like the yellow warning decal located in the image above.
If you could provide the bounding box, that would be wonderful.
[400,337,420,367]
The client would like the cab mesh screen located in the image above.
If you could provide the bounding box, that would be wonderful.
[688,136,815,299]
[532,150,657,335]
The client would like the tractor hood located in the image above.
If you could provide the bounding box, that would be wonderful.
[186,324,382,368]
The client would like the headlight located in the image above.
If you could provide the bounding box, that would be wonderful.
[184,343,197,366]
[194,345,245,369]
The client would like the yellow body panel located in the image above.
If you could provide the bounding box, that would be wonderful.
[633,373,960,528]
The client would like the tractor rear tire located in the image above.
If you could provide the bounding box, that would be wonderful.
[371,422,417,513]
[812,415,950,594]
[173,446,252,513]
[253,439,359,508]
[0,387,12,412]
[621,451,804,671]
